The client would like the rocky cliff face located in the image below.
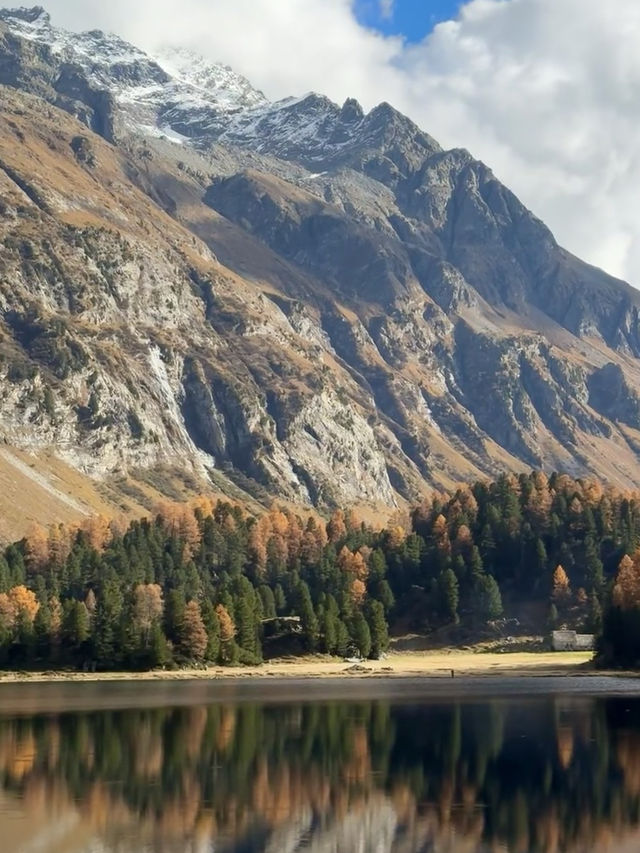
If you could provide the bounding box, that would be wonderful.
[2,6,640,529]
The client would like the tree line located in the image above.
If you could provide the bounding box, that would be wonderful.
[1,470,640,669]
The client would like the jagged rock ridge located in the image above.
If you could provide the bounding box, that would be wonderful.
[2,5,640,526]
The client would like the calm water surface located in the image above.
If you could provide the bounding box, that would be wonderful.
[1,677,640,852]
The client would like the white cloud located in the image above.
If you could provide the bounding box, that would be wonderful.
[379,0,395,19]
[38,0,640,285]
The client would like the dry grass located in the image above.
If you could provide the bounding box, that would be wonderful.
[0,447,112,541]
[0,649,594,684]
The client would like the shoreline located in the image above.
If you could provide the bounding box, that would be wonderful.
[0,650,613,684]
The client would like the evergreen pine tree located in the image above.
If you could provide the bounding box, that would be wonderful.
[351,612,372,659]
[438,569,459,623]
[585,537,604,592]
[366,600,389,659]
[33,600,52,660]
[589,592,603,635]
[201,600,221,663]
[473,574,503,622]
[235,585,260,662]
[297,581,319,650]
[335,619,351,657]
[321,609,338,654]
[376,579,395,615]
[93,582,122,667]
[164,589,186,648]
[148,621,171,668]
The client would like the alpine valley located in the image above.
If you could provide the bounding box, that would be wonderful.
[1,5,640,538]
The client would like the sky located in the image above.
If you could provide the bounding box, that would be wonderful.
[354,0,462,41]
[37,0,640,286]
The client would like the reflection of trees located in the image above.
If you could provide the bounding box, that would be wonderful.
[1,698,640,851]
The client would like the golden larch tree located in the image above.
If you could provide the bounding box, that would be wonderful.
[612,552,640,610]
[180,601,207,661]
[552,565,571,604]
[350,578,367,607]
[326,510,347,543]
[215,604,236,642]
[134,584,164,639]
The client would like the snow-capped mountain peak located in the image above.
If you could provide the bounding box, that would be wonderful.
[0,4,440,167]
[1,4,48,25]
[151,46,266,111]
[0,5,268,138]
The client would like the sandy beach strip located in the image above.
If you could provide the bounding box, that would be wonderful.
[0,649,596,683]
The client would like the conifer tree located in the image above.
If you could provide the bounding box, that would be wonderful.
[335,619,351,657]
[297,581,319,651]
[584,537,604,592]
[473,574,503,622]
[351,612,372,659]
[235,582,260,661]
[439,569,459,623]
[376,579,395,615]
[201,600,221,662]
[366,600,389,659]
[589,592,603,635]
[552,565,571,605]
[180,601,208,661]
[164,589,186,647]
[321,609,338,654]
[216,604,236,664]
[62,600,90,650]
[148,621,171,668]
[93,581,122,666]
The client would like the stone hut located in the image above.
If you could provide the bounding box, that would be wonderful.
[551,630,595,651]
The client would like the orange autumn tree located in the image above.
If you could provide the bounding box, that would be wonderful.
[432,514,451,559]
[0,595,14,632]
[134,584,164,643]
[326,510,347,544]
[351,578,367,607]
[552,565,572,604]
[248,517,270,575]
[216,604,236,664]
[216,604,236,642]
[300,517,327,566]
[601,551,640,666]
[8,586,39,625]
[24,524,49,572]
[81,515,111,552]
[0,586,39,636]
[612,553,640,611]
[180,601,208,661]
[178,508,202,559]
[337,546,369,582]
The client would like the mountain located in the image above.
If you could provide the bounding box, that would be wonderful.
[2,5,640,536]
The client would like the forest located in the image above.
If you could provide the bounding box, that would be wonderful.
[0,470,638,669]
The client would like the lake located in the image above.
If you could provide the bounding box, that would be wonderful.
[1,676,640,852]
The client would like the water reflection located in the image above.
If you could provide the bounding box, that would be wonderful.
[1,692,640,851]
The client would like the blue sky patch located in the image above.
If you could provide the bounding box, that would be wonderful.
[354,0,463,43]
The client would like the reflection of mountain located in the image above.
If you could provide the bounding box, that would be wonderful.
[1,697,640,852]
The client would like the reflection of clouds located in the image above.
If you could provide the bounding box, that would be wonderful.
[292,797,397,853]
[17,814,82,853]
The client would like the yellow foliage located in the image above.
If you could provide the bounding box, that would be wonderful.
[613,552,640,611]
[216,604,236,642]
[552,565,571,603]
